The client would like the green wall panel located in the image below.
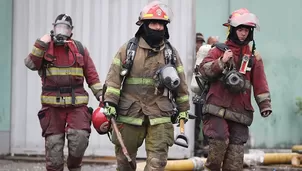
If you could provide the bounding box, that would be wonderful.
[0,0,13,131]
[196,0,229,43]
[196,0,302,148]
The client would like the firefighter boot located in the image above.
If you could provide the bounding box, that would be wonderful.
[204,139,228,171]
[222,144,244,171]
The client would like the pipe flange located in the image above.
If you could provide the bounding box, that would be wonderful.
[189,157,204,171]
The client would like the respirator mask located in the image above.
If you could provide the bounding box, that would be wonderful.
[52,20,73,45]
[156,64,180,90]
[223,69,246,93]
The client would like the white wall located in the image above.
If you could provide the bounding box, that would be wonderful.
[11,0,196,158]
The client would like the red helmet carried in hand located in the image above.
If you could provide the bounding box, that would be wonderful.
[92,107,111,135]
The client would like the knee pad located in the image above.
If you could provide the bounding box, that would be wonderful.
[45,134,65,167]
[148,157,167,170]
[67,129,90,157]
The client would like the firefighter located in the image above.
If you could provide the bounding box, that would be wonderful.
[199,8,272,170]
[24,14,103,171]
[103,1,190,170]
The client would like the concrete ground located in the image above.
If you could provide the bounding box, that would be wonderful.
[1,156,302,171]
[0,159,117,171]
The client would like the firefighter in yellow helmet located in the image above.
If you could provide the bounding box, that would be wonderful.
[103,1,190,170]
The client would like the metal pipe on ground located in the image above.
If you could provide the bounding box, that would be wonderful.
[136,152,300,171]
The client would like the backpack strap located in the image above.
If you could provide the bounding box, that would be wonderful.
[73,40,85,57]
[123,37,139,70]
[164,40,176,65]
[120,37,139,90]
[212,42,229,52]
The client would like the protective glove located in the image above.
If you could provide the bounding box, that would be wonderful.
[261,110,272,117]
[176,111,189,124]
[104,103,117,119]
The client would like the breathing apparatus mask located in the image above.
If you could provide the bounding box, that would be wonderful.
[213,43,246,93]
[51,14,73,45]
[155,64,180,91]
[222,57,247,93]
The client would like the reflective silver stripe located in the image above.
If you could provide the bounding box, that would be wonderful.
[24,57,36,70]
[256,93,271,104]
[203,61,215,77]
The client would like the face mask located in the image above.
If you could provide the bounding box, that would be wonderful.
[53,23,72,45]
[143,24,165,47]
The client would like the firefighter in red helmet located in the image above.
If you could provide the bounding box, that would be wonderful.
[199,8,272,170]
[24,14,103,171]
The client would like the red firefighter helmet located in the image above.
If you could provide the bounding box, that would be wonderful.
[223,8,260,31]
[136,1,173,26]
[92,107,111,135]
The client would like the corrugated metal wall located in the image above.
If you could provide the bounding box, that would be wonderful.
[196,0,302,148]
[11,0,196,158]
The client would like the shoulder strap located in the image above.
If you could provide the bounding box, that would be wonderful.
[126,37,139,60]
[73,40,85,57]
[212,42,229,52]
[164,40,176,65]
[120,37,139,89]
[122,37,139,72]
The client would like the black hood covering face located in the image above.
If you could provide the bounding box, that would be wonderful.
[135,20,170,48]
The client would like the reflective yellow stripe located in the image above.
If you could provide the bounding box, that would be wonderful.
[41,95,89,105]
[113,58,122,66]
[125,78,155,86]
[143,14,169,20]
[177,66,184,73]
[90,82,102,95]
[46,67,84,76]
[31,46,44,57]
[117,116,143,125]
[143,14,153,18]
[149,117,171,125]
[106,86,120,96]
[176,95,189,103]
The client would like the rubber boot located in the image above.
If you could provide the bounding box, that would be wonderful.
[222,144,244,171]
[204,139,228,171]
